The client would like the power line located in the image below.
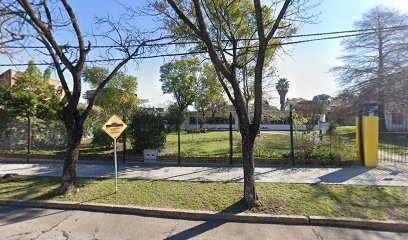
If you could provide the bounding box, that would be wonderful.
[5,25,408,50]
[0,27,407,67]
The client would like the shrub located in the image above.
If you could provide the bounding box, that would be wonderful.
[261,115,290,124]
[91,127,113,149]
[32,120,67,150]
[129,110,166,153]
[164,103,188,132]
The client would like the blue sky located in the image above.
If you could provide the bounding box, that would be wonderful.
[1,0,408,108]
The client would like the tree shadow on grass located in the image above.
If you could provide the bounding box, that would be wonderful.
[308,183,408,220]
[166,198,247,240]
[35,178,116,203]
[0,177,60,200]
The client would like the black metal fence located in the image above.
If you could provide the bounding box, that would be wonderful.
[0,110,357,165]
[379,118,408,164]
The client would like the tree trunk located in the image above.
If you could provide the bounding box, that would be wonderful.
[280,94,285,111]
[26,114,31,163]
[241,129,260,208]
[60,110,83,193]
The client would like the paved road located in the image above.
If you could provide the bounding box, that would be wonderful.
[0,161,407,186]
[0,206,406,240]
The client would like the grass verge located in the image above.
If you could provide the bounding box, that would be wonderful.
[0,176,407,221]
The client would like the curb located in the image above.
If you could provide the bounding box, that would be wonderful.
[0,199,407,232]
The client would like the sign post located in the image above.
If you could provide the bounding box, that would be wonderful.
[102,115,127,193]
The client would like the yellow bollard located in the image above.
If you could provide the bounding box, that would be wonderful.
[363,117,379,167]
[356,116,379,167]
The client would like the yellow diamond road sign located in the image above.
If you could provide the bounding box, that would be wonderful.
[102,115,127,139]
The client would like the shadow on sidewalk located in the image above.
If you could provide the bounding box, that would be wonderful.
[317,167,371,184]
[166,199,247,240]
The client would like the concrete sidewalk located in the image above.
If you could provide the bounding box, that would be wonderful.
[0,160,407,186]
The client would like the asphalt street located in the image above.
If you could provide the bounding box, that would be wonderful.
[0,161,407,186]
[0,206,406,240]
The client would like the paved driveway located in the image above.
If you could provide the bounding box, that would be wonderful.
[0,161,407,186]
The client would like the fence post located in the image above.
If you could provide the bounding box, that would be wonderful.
[229,112,233,165]
[177,122,181,165]
[357,112,365,166]
[289,104,295,166]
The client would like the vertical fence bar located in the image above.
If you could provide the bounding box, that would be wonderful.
[229,112,233,165]
[27,115,31,164]
[177,123,181,165]
[289,104,295,166]
[358,112,365,166]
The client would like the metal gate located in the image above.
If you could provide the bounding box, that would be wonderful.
[378,118,408,164]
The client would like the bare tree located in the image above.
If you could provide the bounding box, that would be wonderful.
[331,6,408,121]
[295,101,324,132]
[329,90,358,126]
[0,6,33,56]
[152,0,314,207]
[1,0,159,192]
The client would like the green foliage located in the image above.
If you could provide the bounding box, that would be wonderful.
[83,66,140,115]
[195,62,226,116]
[291,111,308,127]
[1,60,62,120]
[285,130,355,161]
[159,58,200,113]
[0,98,12,134]
[129,110,167,153]
[260,115,290,124]
[31,119,67,150]
[326,121,338,138]
[0,117,66,151]
[155,0,297,109]
[91,128,112,149]
[284,98,307,109]
[164,103,188,132]
[313,94,331,102]
[0,61,63,152]
[282,148,342,161]
[276,78,289,94]
[81,107,110,139]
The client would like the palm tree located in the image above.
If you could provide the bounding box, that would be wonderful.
[276,78,290,111]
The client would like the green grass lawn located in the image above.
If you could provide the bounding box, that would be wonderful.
[0,176,407,221]
[336,126,356,146]
[0,141,111,158]
[162,131,292,158]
